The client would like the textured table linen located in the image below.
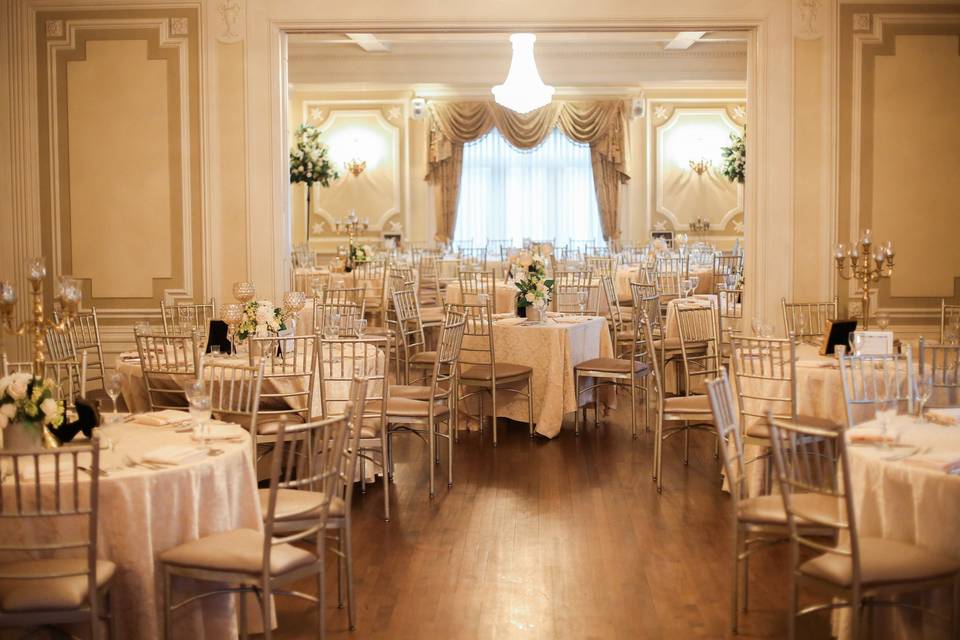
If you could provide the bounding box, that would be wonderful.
[614,265,716,301]
[0,421,261,640]
[832,417,960,639]
[445,281,517,315]
[461,317,613,438]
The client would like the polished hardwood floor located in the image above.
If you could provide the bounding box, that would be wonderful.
[275,405,832,640]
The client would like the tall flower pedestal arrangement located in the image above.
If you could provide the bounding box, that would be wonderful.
[289,123,338,245]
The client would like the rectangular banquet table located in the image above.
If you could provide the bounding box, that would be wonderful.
[0,420,261,640]
[460,316,614,438]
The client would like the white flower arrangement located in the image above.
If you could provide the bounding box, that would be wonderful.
[349,241,373,267]
[235,300,289,342]
[0,372,65,433]
[720,129,746,184]
[509,252,554,308]
[289,124,338,188]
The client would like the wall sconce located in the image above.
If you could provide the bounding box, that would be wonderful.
[344,157,366,177]
[689,217,711,233]
[689,158,712,176]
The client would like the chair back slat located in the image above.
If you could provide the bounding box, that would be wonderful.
[918,337,960,407]
[247,334,317,423]
[706,372,748,502]
[729,335,798,432]
[780,297,838,342]
[838,347,914,426]
[135,330,200,410]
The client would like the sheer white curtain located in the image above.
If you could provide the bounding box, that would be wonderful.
[453,127,605,247]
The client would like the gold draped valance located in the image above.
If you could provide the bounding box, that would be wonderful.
[425,100,630,242]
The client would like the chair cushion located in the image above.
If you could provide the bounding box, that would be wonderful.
[459,363,532,382]
[664,394,711,413]
[616,329,636,341]
[159,529,316,576]
[258,488,344,521]
[225,412,306,436]
[420,307,445,323]
[800,537,960,587]
[0,559,115,612]
[575,358,650,375]
[737,493,841,526]
[744,414,844,440]
[390,384,433,401]
[410,351,437,365]
[385,397,449,418]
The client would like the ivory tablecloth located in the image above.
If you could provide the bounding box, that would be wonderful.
[461,316,613,438]
[833,416,960,639]
[0,421,261,640]
[614,265,716,301]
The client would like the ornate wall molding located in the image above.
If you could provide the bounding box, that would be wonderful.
[794,0,824,40]
[215,0,244,44]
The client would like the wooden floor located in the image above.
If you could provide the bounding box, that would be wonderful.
[274,403,832,640]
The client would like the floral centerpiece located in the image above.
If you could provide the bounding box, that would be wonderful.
[0,372,65,448]
[509,251,554,319]
[289,123,339,243]
[235,300,289,342]
[347,241,373,272]
[720,129,746,184]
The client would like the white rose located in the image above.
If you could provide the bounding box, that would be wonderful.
[40,398,58,420]
[0,403,16,420]
[8,380,27,401]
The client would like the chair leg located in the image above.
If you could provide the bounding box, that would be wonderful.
[336,528,345,609]
[527,377,534,437]
[162,566,173,640]
[429,418,436,497]
[683,425,690,465]
[730,525,741,633]
[382,438,391,522]
[491,388,498,447]
[742,552,750,612]
[344,521,356,630]
[107,588,118,640]
[574,373,581,436]
[315,564,325,638]
[630,383,637,439]
[953,573,960,640]
[447,417,454,487]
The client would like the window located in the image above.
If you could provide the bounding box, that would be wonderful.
[453,128,604,247]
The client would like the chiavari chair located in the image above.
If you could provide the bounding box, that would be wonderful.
[317,336,389,520]
[553,270,594,288]
[392,288,437,384]
[717,287,744,366]
[459,247,488,270]
[454,301,534,446]
[63,307,105,393]
[386,308,466,496]
[43,326,88,403]
[2,354,86,405]
[574,306,653,439]
[586,255,619,278]
[554,283,600,315]
[160,299,216,333]
[352,259,388,324]
[436,257,461,296]
[654,270,682,309]
[457,269,499,313]
[135,330,200,411]
[712,254,743,293]
[838,347,914,428]
[599,274,633,357]
[940,300,960,344]
[0,437,118,639]
[200,359,265,439]
[918,336,960,408]
[780,297,839,344]
[313,288,366,335]
[768,416,960,640]
[160,413,350,640]
[656,254,689,280]
[417,254,442,305]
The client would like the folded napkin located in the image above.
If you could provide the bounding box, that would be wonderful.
[848,426,900,444]
[495,317,526,327]
[906,451,960,474]
[554,316,589,324]
[191,423,244,442]
[926,409,960,426]
[135,410,192,426]
[141,445,208,466]
[17,452,93,481]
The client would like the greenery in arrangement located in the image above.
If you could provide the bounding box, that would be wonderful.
[235,300,288,342]
[509,251,554,309]
[289,124,339,241]
[0,373,65,433]
[720,129,746,184]
[348,241,373,267]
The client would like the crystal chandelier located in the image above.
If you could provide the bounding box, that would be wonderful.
[492,33,555,114]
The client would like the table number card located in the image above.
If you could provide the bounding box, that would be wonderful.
[852,330,894,355]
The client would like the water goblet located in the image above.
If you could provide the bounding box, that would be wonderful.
[916,370,933,422]
[189,392,212,450]
[688,276,700,294]
[751,317,762,336]
[355,318,368,338]
[209,345,221,357]
[875,395,898,449]
[104,372,123,422]
[577,290,588,316]
[324,312,341,340]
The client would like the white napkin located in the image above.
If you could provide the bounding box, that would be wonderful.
[135,410,192,426]
[192,423,244,442]
[141,445,207,466]
[848,426,899,444]
[496,317,526,327]
[907,451,960,474]
[17,452,93,481]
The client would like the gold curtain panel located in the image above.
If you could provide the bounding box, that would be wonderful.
[425,100,631,242]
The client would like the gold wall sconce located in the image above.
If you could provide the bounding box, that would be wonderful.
[345,158,366,177]
[689,158,712,176]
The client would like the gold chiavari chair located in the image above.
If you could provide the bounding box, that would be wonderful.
[768,416,960,640]
[160,299,216,333]
[392,288,436,384]
[454,301,534,446]
[838,347,914,428]
[940,300,960,344]
[457,269,499,313]
[313,289,366,335]
[386,308,466,496]
[459,247,488,270]
[43,326,87,403]
[656,254,689,280]
[2,354,86,405]
[64,307,105,392]
[317,336,390,520]
[160,413,350,640]
[417,254,442,306]
[553,270,594,288]
[654,270,681,310]
[586,255,619,279]
[554,283,600,315]
[134,330,200,411]
[0,437,119,639]
[717,287,744,366]
[574,306,653,439]
[780,297,838,344]
[599,274,633,357]
[353,259,388,324]
[711,254,743,293]
[918,337,960,408]
[201,359,264,431]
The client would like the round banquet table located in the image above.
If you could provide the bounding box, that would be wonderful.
[444,281,517,315]
[0,421,261,640]
[460,315,614,438]
[833,415,960,639]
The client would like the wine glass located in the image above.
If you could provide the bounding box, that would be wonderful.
[577,290,588,316]
[232,281,256,304]
[688,275,700,295]
[795,315,807,343]
[355,318,367,338]
[324,312,340,340]
[875,394,898,449]
[189,392,212,450]
[104,372,123,422]
[680,279,692,298]
[916,370,933,422]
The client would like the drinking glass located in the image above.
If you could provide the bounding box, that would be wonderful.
[760,323,775,339]
[688,276,700,294]
[324,313,340,340]
[680,279,692,298]
[104,372,123,422]
[209,345,221,357]
[795,315,807,342]
[577,290,588,316]
[355,318,367,338]
[875,395,898,449]
[916,370,933,422]
[189,393,212,449]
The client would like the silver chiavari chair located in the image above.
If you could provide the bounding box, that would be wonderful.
[392,288,436,384]
[454,301,534,446]
[2,354,86,405]
[768,416,960,640]
[386,308,467,496]
[313,288,366,335]
[838,346,914,427]
[940,300,960,344]
[0,437,118,639]
[201,359,265,435]
[654,270,681,309]
[457,269,499,313]
[599,274,633,357]
[656,254,689,280]
[918,336,960,408]
[41,326,87,404]
[160,412,350,640]
[586,255,619,279]
[780,297,838,344]
[717,287,744,366]
[353,259,388,324]
[711,254,743,293]
[417,254,442,306]
[134,330,200,411]
[317,336,390,520]
[459,247,488,270]
[65,307,106,392]
[553,270,594,288]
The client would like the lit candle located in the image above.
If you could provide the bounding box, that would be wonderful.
[850,245,859,259]
[834,243,845,259]
[885,241,895,258]
[862,228,872,246]
[27,257,46,281]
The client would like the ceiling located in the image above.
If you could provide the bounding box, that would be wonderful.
[287,31,748,92]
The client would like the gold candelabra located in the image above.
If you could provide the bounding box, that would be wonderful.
[335,209,369,239]
[689,158,712,175]
[0,257,82,448]
[835,229,895,330]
